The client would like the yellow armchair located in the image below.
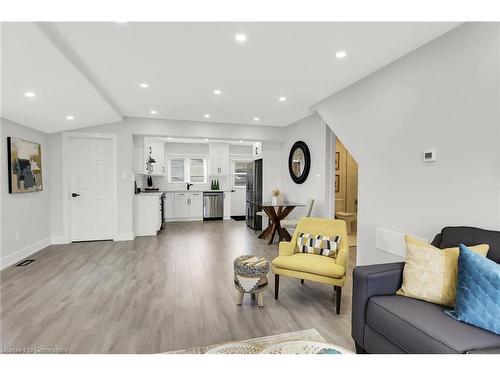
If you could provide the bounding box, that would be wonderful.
[271,217,349,314]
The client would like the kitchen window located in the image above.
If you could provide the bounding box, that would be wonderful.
[168,157,207,184]
[232,160,249,188]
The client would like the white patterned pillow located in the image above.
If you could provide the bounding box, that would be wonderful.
[295,233,341,259]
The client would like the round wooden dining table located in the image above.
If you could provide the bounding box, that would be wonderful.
[257,201,305,245]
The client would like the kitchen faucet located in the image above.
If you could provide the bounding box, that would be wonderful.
[187,183,193,191]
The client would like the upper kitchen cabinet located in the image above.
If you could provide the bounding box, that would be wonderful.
[253,142,263,159]
[134,136,166,175]
[145,138,166,176]
[208,143,229,176]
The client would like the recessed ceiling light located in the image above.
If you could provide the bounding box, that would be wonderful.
[24,91,36,98]
[149,110,157,115]
[116,21,128,24]
[167,137,172,140]
[204,114,211,118]
[204,138,209,142]
[213,89,222,95]
[253,117,260,122]
[235,33,247,43]
[278,96,287,102]
[335,50,347,59]
[66,115,75,120]
[239,140,243,143]
[139,82,149,88]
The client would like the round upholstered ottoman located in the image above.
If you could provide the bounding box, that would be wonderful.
[234,255,269,307]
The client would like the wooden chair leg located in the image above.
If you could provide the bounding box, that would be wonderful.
[334,286,342,315]
[274,274,280,300]
[300,279,304,284]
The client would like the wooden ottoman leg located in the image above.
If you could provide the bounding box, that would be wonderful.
[257,292,264,307]
[237,291,244,305]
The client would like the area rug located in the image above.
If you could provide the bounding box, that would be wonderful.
[168,328,328,354]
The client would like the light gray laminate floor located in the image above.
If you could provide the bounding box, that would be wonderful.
[1,220,356,353]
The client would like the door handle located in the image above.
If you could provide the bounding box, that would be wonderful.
[72,193,80,198]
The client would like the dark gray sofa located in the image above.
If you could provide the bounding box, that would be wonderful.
[352,226,500,354]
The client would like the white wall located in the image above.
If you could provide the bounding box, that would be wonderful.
[261,142,283,204]
[314,23,500,265]
[1,118,51,268]
[281,113,332,219]
[48,133,64,243]
[49,117,284,239]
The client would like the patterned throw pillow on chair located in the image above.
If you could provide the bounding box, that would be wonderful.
[295,233,341,258]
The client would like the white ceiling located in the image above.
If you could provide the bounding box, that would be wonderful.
[1,23,123,133]
[1,22,460,133]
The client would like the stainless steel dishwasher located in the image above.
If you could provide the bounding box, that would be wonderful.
[203,192,224,220]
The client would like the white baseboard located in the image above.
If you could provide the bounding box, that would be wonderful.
[0,237,51,270]
[165,218,203,223]
[114,232,135,241]
[51,235,70,245]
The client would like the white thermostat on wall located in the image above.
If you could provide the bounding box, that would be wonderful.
[423,150,437,162]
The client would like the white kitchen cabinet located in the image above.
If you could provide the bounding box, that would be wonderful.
[165,192,175,219]
[253,142,262,159]
[223,192,231,220]
[134,194,162,236]
[189,192,203,217]
[172,192,203,220]
[209,143,230,176]
[143,137,165,176]
[174,192,189,218]
[231,188,246,216]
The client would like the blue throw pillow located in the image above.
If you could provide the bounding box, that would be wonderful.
[445,244,500,334]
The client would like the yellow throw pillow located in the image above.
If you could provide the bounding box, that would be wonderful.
[396,235,489,307]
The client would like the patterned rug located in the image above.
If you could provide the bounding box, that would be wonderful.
[168,328,328,354]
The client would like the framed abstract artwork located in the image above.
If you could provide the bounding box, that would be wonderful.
[335,152,340,170]
[7,137,43,193]
[335,174,340,193]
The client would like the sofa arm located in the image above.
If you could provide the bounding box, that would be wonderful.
[351,262,405,348]
[278,241,295,256]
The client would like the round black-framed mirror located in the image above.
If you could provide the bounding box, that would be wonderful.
[288,141,311,184]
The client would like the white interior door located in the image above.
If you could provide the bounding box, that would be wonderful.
[70,137,113,241]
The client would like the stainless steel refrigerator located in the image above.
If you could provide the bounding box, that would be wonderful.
[246,159,262,230]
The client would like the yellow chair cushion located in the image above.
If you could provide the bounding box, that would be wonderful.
[396,235,489,307]
[272,253,346,279]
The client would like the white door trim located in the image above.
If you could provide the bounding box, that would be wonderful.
[62,132,119,242]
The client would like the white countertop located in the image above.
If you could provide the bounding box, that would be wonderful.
[135,192,163,197]
[136,190,232,195]
[163,190,232,193]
